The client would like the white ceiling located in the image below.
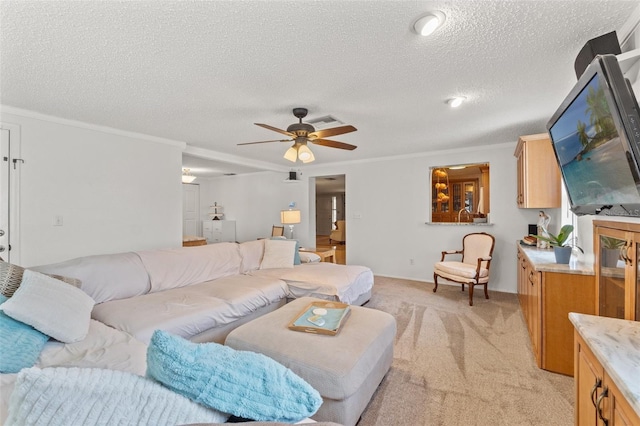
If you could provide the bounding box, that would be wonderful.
[2,1,638,177]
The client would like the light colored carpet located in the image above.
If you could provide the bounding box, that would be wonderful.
[357,276,574,426]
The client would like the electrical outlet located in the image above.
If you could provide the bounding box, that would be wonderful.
[53,215,63,226]
[409,258,414,265]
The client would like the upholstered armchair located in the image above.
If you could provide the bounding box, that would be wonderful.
[329,220,346,244]
[433,232,495,306]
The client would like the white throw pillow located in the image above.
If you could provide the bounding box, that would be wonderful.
[239,239,265,273]
[260,239,296,269]
[299,252,321,263]
[0,270,94,343]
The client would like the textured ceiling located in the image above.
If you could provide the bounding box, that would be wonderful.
[1,1,638,177]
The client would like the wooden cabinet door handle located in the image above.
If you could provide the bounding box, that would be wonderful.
[590,378,602,408]
[595,386,609,426]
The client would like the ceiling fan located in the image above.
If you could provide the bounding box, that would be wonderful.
[237,107,357,163]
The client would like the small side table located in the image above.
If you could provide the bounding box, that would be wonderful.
[299,247,336,263]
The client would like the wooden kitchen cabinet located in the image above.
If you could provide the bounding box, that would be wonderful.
[574,329,640,425]
[594,220,640,321]
[574,333,603,425]
[514,133,561,208]
[517,245,595,375]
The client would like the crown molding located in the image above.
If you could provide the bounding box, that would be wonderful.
[301,141,516,171]
[183,145,289,173]
[0,105,187,149]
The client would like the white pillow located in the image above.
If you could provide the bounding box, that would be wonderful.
[0,270,94,343]
[260,239,296,269]
[299,252,321,263]
[239,239,265,273]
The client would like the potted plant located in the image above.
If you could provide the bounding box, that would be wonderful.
[531,224,583,264]
[600,236,625,267]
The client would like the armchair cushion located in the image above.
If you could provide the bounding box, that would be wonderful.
[329,221,346,242]
[434,261,489,279]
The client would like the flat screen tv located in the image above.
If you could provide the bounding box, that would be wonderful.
[547,54,640,216]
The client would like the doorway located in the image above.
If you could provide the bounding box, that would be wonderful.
[182,183,200,237]
[315,174,345,264]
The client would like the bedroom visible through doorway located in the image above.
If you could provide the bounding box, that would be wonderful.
[315,175,345,264]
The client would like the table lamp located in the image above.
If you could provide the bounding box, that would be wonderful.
[281,209,301,239]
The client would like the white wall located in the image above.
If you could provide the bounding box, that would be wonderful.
[1,110,184,267]
[202,143,546,294]
[198,172,311,245]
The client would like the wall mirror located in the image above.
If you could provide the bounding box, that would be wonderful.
[431,163,490,223]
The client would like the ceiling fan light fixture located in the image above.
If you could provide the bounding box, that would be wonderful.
[284,146,298,162]
[413,11,445,36]
[298,144,315,163]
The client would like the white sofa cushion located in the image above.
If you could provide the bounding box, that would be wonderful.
[249,263,374,305]
[1,270,94,343]
[137,243,242,293]
[92,275,287,344]
[260,239,296,269]
[299,252,321,263]
[30,252,151,304]
[239,239,265,273]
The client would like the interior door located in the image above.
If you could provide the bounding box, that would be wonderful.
[182,183,200,237]
[316,195,333,235]
[0,128,9,261]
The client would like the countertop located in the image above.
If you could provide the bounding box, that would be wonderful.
[517,243,594,275]
[569,313,640,418]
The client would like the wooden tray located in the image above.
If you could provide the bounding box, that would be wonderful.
[288,301,351,335]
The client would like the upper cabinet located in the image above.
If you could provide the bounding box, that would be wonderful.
[514,133,562,208]
[594,220,640,321]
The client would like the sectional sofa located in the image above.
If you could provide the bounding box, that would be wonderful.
[0,238,374,424]
[32,239,374,344]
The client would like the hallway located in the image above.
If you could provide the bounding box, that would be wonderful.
[315,235,346,265]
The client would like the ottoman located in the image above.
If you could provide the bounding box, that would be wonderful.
[224,297,396,426]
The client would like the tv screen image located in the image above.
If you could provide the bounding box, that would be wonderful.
[547,54,640,216]
[549,74,640,206]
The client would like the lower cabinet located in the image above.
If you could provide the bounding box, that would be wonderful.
[574,331,640,425]
[516,246,595,375]
[202,220,236,243]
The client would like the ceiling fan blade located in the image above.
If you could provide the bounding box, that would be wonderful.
[308,125,357,139]
[255,123,295,137]
[237,139,291,146]
[311,139,358,150]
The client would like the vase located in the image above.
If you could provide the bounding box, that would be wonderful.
[554,246,572,264]
[602,248,621,268]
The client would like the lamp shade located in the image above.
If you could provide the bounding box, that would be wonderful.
[280,209,301,224]
[283,143,315,163]
[284,146,298,162]
[297,145,315,163]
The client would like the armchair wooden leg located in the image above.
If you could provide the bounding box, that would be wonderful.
[469,284,474,306]
[461,283,465,292]
[433,274,438,293]
[484,283,489,300]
